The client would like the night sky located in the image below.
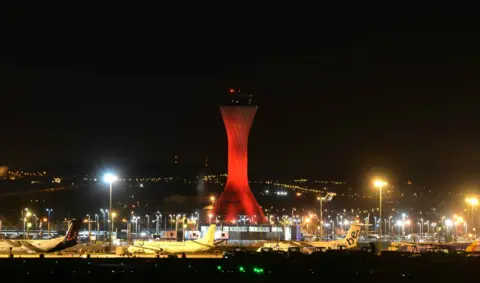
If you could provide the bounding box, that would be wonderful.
[1,4,480,188]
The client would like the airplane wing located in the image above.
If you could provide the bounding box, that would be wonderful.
[19,241,44,253]
[294,241,315,248]
[133,244,163,253]
[213,239,227,245]
[139,245,184,255]
[4,240,22,248]
[191,240,215,249]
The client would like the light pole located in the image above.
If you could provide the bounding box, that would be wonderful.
[87,214,91,237]
[104,173,118,251]
[46,208,52,237]
[24,209,32,239]
[175,214,180,234]
[431,222,437,239]
[210,196,216,207]
[195,212,199,230]
[317,192,336,238]
[32,214,38,230]
[317,196,323,237]
[111,212,117,242]
[27,222,32,239]
[208,213,213,224]
[95,214,99,237]
[374,179,387,253]
[445,219,453,241]
[384,218,387,237]
[155,211,161,234]
[136,216,140,237]
[182,214,186,242]
[420,218,424,237]
[466,197,478,232]
[330,220,335,237]
[305,217,310,234]
[100,209,107,235]
[131,216,137,238]
[388,216,392,237]
[146,214,150,232]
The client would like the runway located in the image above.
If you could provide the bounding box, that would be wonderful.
[0,253,223,259]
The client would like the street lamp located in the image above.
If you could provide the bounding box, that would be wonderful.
[146,214,150,232]
[466,196,479,232]
[210,196,216,207]
[95,214,99,237]
[305,217,311,234]
[86,214,91,237]
[420,218,424,237]
[32,214,38,230]
[24,209,32,240]
[373,179,387,252]
[27,222,32,238]
[317,192,336,238]
[104,173,118,251]
[45,208,53,237]
[194,212,199,230]
[111,212,117,242]
[135,216,140,237]
[100,209,107,234]
[330,220,335,237]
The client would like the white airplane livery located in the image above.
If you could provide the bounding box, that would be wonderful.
[0,219,81,254]
[128,224,218,254]
[257,224,362,252]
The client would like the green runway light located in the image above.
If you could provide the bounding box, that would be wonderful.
[217,265,222,271]
[253,267,264,274]
[238,266,245,272]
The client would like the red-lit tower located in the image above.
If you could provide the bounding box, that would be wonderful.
[212,89,266,223]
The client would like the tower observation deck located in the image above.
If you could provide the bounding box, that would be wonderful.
[212,89,266,223]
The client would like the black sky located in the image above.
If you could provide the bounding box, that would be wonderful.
[1,3,480,187]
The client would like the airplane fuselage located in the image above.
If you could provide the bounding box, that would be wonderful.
[0,236,69,254]
[258,225,361,253]
[129,240,212,254]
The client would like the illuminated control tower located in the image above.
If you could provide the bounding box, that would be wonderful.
[212,89,266,223]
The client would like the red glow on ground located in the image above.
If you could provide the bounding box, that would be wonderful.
[212,106,266,223]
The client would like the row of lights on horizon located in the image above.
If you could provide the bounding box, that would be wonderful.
[20,176,480,230]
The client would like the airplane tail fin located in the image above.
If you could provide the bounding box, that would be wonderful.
[64,219,81,244]
[197,224,216,245]
[343,224,361,249]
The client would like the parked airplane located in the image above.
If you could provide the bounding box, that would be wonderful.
[389,241,473,253]
[257,224,362,253]
[0,219,81,254]
[465,240,480,252]
[127,224,219,254]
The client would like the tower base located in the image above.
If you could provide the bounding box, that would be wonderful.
[213,188,266,223]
